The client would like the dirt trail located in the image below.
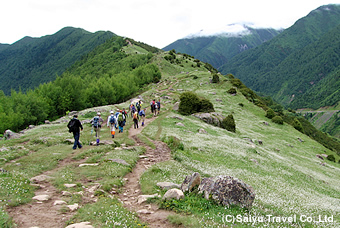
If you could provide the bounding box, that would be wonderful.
[6,115,177,228]
[6,152,89,228]
[118,116,178,228]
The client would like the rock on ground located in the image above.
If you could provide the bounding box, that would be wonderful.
[198,175,255,209]
[163,188,184,200]
[181,172,201,192]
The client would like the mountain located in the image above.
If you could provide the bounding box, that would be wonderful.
[0,27,115,95]
[0,42,339,227]
[219,4,340,110]
[163,25,281,69]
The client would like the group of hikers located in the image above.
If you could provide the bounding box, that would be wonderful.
[67,99,161,149]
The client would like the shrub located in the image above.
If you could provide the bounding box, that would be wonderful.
[227,88,237,94]
[178,92,201,115]
[272,116,283,125]
[292,118,304,133]
[230,79,244,88]
[178,92,214,115]
[221,114,236,133]
[212,74,220,83]
[200,98,215,113]
[265,108,276,119]
[327,154,335,162]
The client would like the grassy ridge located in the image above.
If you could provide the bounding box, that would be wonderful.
[0,47,339,227]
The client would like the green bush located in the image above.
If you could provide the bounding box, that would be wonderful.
[292,118,304,133]
[200,98,215,113]
[272,116,284,125]
[212,74,220,83]
[227,88,237,94]
[265,108,276,119]
[327,154,335,162]
[221,114,236,133]
[178,92,214,115]
[230,79,244,88]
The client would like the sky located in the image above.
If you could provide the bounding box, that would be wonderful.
[1,0,339,48]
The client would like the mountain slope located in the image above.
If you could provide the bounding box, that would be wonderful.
[0,27,115,95]
[219,4,340,109]
[0,45,339,227]
[163,26,281,69]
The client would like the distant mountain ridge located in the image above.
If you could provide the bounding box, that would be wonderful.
[219,4,340,110]
[0,27,115,95]
[163,26,281,69]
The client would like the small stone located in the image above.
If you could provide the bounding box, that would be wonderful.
[67,203,79,211]
[65,222,94,228]
[79,163,99,167]
[64,184,77,188]
[137,209,153,214]
[32,195,50,201]
[156,182,181,190]
[53,200,67,205]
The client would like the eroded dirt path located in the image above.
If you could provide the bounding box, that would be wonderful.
[6,151,90,228]
[118,116,178,228]
[6,115,177,228]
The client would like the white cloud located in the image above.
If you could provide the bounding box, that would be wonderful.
[1,0,339,48]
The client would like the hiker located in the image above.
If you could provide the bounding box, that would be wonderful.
[139,108,146,126]
[150,99,155,115]
[67,115,83,150]
[90,112,104,145]
[107,111,116,138]
[130,104,136,118]
[122,108,128,126]
[115,109,120,129]
[156,99,161,115]
[117,110,125,133]
[136,100,141,113]
[153,99,157,116]
[133,111,139,129]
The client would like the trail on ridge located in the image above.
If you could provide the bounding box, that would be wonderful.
[118,115,178,228]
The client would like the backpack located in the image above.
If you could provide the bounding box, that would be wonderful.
[133,112,138,119]
[118,113,123,122]
[109,115,115,124]
[92,116,99,128]
[136,102,141,109]
[67,119,77,133]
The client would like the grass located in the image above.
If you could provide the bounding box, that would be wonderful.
[66,197,147,228]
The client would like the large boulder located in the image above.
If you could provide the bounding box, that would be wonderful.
[181,172,201,192]
[198,175,255,210]
[192,112,225,127]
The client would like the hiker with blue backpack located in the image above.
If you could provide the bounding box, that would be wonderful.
[139,108,146,126]
[90,112,104,145]
[67,114,83,150]
[107,111,116,138]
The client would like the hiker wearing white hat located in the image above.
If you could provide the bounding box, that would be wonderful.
[107,111,116,138]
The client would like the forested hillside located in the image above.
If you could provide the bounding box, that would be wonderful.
[163,27,281,69]
[0,36,161,133]
[0,27,115,95]
[219,4,340,110]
